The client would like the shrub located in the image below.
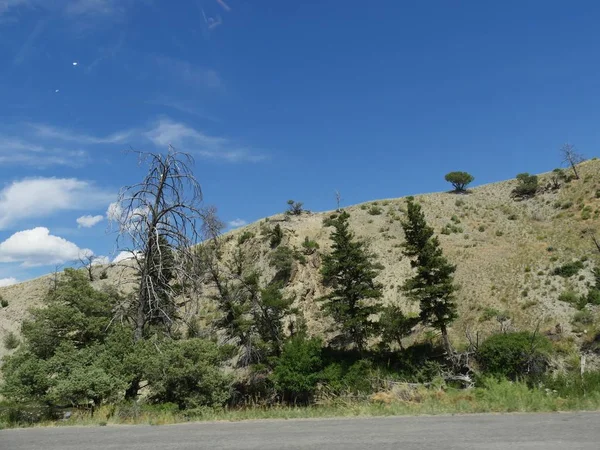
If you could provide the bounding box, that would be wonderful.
[301,237,319,255]
[99,270,108,280]
[269,246,295,283]
[286,200,304,216]
[558,289,581,306]
[3,332,19,350]
[445,171,474,192]
[143,338,232,410]
[552,261,584,277]
[269,224,283,248]
[587,289,600,306]
[271,337,323,404]
[478,225,486,232]
[0,297,8,308]
[455,199,465,207]
[507,214,518,220]
[561,201,573,210]
[477,332,552,380]
[237,231,254,245]
[512,173,538,199]
[572,310,594,326]
[367,205,383,215]
[495,230,504,237]
[481,307,501,322]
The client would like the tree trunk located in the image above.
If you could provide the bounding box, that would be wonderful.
[571,162,580,180]
[125,377,141,400]
[440,324,453,358]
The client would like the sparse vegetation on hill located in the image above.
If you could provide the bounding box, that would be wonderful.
[3,150,600,428]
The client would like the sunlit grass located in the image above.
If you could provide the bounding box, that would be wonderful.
[4,378,600,429]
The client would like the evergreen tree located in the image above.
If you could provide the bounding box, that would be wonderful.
[401,199,457,355]
[320,211,383,352]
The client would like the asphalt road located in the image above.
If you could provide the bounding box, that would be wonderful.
[1,412,599,450]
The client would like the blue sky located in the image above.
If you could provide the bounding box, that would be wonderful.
[0,0,599,283]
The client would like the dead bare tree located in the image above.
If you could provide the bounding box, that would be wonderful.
[561,143,585,180]
[110,148,205,341]
[78,251,97,282]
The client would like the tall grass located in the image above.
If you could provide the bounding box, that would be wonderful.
[3,375,600,429]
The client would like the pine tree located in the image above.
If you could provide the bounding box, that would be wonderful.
[401,199,457,355]
[320,211,383,352]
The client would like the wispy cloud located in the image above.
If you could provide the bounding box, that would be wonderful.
[31,123,136,145]
[154,55,223,90]
[0,0,131,17]
[12,18,45,65]
[228,218,247,228]
[64,0,123,16]
[144,118,266,162]
[0,136,90,167]
[146,96,220,122]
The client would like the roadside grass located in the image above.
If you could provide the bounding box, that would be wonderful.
[3,378,600,429]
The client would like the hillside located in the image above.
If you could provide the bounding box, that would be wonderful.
[2,160,600,362]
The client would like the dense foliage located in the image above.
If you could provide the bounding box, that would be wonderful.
[477,332,552,380]
[444,171,474,192]
[401,199,457,353]
[320,211,383,352]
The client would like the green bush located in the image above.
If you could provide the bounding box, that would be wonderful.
[99,270,108,280]
[367,205,383,216]
[271,337,323,404]
[237,231,254,245]
[477,332,552,380]
[558,290,582,307]
[0,297,8,308]
[301,237,319,255]
[512,173,538,199]
[552,261,584,277]
[269,224,283,248]
[143,338,232,410]
[572,310,594,326]
[495,230,504,237]
[481,308,501,322]
[2,332,19,350]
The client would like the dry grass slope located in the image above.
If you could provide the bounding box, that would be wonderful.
[2,160,600,361]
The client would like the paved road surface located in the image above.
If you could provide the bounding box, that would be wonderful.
[2,412,599,450]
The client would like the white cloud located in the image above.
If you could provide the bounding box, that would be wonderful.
[91,255,110,266]
[0,227,92,267]
[0,177,113,230]
[77,214,104,228]
[228,219,247,228]
[144,119,265,162]
[0,277,18,287]
[112,250,140,264]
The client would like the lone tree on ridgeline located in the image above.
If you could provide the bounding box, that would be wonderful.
[320,211,383,352]
[444,172,474,193]
[560,143,585,180]
[111,148,204,341]
[401,198,457,356]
